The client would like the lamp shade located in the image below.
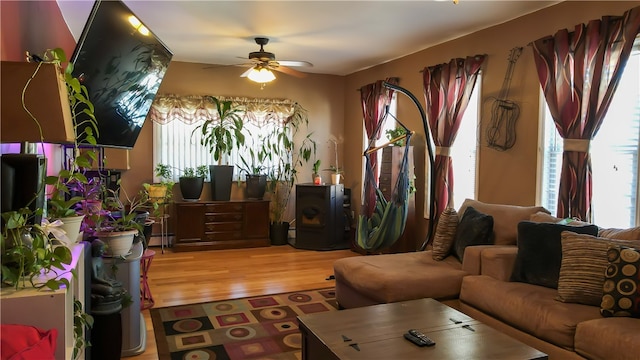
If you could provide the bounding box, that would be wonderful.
[247,67,276,83]
[1,61,74,144]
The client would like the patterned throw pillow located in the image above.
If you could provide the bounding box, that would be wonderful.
[432,208,459,261]
[451,207,493,262]
[557,232,640,306]
[601,245,640,318]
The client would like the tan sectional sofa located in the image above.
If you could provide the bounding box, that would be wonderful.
[333,199,640,360]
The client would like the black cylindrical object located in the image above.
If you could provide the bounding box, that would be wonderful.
[90,312,122,360]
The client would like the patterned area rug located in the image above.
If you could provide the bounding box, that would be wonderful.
[150,288,338,359]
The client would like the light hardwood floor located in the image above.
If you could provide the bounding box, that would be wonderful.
[128,245,360,360]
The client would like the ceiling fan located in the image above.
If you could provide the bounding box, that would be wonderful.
[239,37,313,83]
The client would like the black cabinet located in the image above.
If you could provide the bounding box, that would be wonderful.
[294,184,348,250]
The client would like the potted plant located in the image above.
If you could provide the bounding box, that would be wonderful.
[141,163,174,222]
[312,159,322,185]
[94,185,145,257]
[179,165,208,202]
[265,103,317,245]
[385,127,407,146]
[1,208,74,290]
[193,96,245,201]
[147,163,174,200]
[325,165,344,185]
[239,136,270,200]
[41,47,100,245]
[325,138,344,185]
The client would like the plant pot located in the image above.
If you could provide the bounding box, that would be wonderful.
[245,174,267,200]
[270,222,290,246]
[179,176,204,201]
[148,184,167,200]
[313,173,322,185]
[210,165,234,201]
[141,219,154,250]
[95,229,138,257]
[331,173,342,185]
[57,215,85,246]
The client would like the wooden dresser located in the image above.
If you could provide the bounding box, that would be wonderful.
[174,200,270,252]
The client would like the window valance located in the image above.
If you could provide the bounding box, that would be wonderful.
[149,94,298,126]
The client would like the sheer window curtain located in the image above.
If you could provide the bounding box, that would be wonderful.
[149,95,296,182]
[532,5,640,221]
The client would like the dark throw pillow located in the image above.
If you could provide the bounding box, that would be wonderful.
[510,221,599,289]
[452,206,494,262]
[601,245,640,318]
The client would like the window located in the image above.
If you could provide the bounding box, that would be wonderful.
[541,46,640,228]
[450,80,479,208]
[151,97,292,182]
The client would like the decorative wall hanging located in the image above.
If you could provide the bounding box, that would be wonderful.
[486,46,523,151]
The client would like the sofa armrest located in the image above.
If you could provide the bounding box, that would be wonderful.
[461,245,498,275]
[480,245,518,281]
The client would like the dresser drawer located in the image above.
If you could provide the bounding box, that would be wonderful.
[205,222,242,232]
[205,213,243,222]
[204,231,243,241]
[205,203,243,213]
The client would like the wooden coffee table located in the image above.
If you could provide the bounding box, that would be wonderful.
[297,298,547,360]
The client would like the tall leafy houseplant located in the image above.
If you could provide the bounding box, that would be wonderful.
[194,96,245,200]
[265,103,316,244]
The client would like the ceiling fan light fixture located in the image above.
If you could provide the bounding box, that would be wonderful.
[247,67,276,83]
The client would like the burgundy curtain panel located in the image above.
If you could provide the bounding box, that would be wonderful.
[422,55,486,224]
[359,78,398,216]
[532,6,640,221]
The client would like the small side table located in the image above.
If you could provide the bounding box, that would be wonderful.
[140,249,155,310]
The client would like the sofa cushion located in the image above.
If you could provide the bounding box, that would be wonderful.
[528,211,592,226]
[458,199,549,245]
[557,232,640,306]
[510,221,599,289]
[460,275,601,350]
[452,207,493,262]
[575,317,640,360]
[333,251,466,305]
[601,245,640,318]
[598,226,640,240]
[432,207,459,261]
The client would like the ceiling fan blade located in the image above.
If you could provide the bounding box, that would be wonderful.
[240,67,254,78]
[272,65,306,78]
[277,60,313,68]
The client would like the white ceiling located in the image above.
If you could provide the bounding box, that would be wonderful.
[57,0,560,76]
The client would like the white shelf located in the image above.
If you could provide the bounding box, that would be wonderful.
[1,243,87,360]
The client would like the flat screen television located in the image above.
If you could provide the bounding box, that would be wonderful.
[71,0,173,149]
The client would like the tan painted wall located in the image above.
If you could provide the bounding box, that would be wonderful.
[3,1,639,245]
[126,61,345,221]
[343,1,640,243]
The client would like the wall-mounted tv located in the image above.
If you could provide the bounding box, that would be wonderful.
[71,0,172,149]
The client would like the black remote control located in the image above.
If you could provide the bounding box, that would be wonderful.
[406,329,436,346]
